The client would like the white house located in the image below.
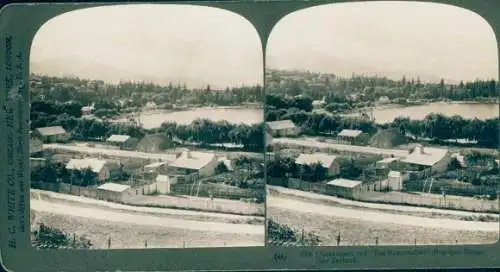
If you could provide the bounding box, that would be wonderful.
[66,158,110,182]
[97,182,131,202]
[218,157,235,171]
[266,120,300,137]
[295,153,339,176]
[401,145,450,174]
[326,178,363,198]
[81,104,95,115]
[167,151,218,182]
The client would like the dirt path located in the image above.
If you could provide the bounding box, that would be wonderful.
[31,199,263,235]
[267,195,498,232]
[267,186,499,218]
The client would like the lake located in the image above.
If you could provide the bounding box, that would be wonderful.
[120,107,263,129]
[347,102,499,124]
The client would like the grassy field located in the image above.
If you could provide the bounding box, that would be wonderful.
[268,207,499,246]
[31,210,264,249]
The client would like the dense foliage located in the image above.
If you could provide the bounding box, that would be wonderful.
[31,223,92,249]
[267,220,321,246]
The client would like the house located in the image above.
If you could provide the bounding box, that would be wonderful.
[97,182,131,202]
[66,158,110,182]
[35,126,71,143]
[401,145,450,175]
[325,178,363,198]
[451,153,467,168]
[266,120,300,137]
[136,134,164,153]
[106,134,138,150]
[378,96,390,104]
[375,157,399,169]
[167,151,218,182]
[337,129,369,145]
[387,171,403,191]
[218,157,234,172]
[295,153,339,176]
[155,174,177,194]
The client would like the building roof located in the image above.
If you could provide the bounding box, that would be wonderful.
[36,126,67,136]
[327,178,362,188]
[295,153,337,168]
[388,171,402,178]
[66,158,107,173]
[107,134,131,143]
[156,174,170,182]
[266,120,297,131]
[377,157,399,164]
[169,151,216,170]
[337,129,363,138]
[144,161,166,169]
[401,146,449,167]
[98,182,131,192]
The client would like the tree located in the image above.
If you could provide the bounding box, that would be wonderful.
[31,223,92,249]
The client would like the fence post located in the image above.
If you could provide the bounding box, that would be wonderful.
[414,238,417,245]
[375,236,379,245]
[108,237,111,249]
[145,240,148,248]
[336,232,341,246]
[73,233,76,247]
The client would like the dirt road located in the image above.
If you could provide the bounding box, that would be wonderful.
[267,195,498,232]
[267,185,499,218]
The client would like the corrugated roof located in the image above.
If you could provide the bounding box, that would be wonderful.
[169,151,215,170]
[98,182,130,192]
[266,120,297,130]
[36,126,67,136]
[295,153,337,168]
[327,178,362,188]
[377,157,399,164]
[401,146,448,167]
[144,161,166,169]
[337,129,363,138]
[107,134,131,143]
[66,158,107,173]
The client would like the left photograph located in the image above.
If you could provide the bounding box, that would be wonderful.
[28,4,265,249]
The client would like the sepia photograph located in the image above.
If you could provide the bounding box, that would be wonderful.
[265,2,499,247]
[28,4,265,249]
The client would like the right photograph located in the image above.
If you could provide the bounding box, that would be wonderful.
[265,1,499,246]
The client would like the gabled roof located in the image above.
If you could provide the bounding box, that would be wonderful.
[66,158,107,173]
[401,146,449,167]
[107,134,131,143]
[36,126,67,136]
[169,151,216,170]
[327,178,362,188]
[295,153,337,168]
[266,120,297,130]
[377,157,399,164]
[337,129,363,138]
[98,182,130,192]
[144,161,166,169]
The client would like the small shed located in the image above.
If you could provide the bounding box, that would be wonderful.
[106,134,138,150]
[35,126,71,143]
[337,129,369,145]
[376,157,399,169]
[387,171,403,191]
[97,182,131,202]
[326,178,363,198]
[266,120,300,137]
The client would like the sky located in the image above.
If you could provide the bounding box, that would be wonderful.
[30,4,263,89]
[267,1,499,83]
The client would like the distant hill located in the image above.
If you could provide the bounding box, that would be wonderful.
[267,53,459,84]
[30,57,212,89]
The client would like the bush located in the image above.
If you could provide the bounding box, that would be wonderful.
[31,223,92,249]
[267,220,321,246]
